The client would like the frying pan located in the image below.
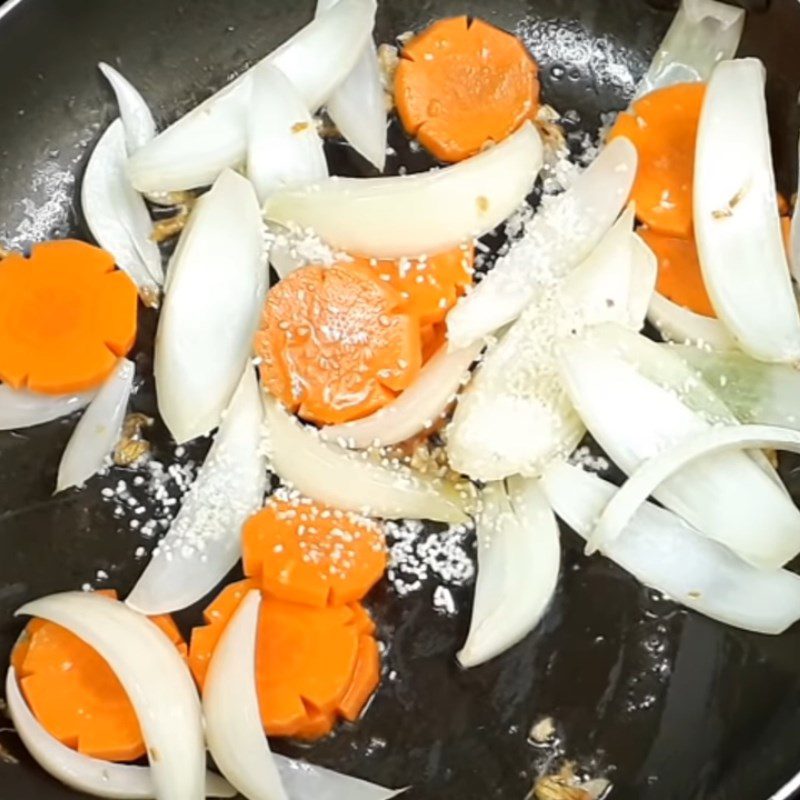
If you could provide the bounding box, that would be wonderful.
[0,0,800,798]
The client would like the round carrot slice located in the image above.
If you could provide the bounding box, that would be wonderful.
[243,496,387,607]
[0,240,138,394]
[639,228,714,317]
[255,264,422,425]
[395,16,540,162]
[13,607,186,763]
[609,83,706,238]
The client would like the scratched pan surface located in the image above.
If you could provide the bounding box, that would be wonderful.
[0,0,799,798]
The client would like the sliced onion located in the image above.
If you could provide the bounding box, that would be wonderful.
[247,63,328,206]
[316,0,386,170]
[321,341,482,449]
[636,0,744,98]
[155,169,265,444]
[591,424,800,561]
[127,0,376,193]
[458,477,559,668]
[0,385,95,430]
[558,325,800,568]
[6,668,234,800]
[446,137,637,349]
[204,591,287,800]
[126,369,266,615]
[542,462,800,634]
[264,394,469,523]
[273,756,404,800]
[626,234,657,331]
[98,63,156,153]
[56,359,134,493]
[82,119,164,293]
[671,345,800,430]
[694,58,800,363]
[16,592,205,800]
[265,122,543,259]
[445,208,638,482]
[648,291,734,350]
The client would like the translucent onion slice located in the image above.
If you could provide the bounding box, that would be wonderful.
[0,385,95,430]
[458,477,559,668]
[127,0,376,193]
[155,169,265,444]
[542,462,800,634]
[56,359,134,493]
[82,119,164,293]
[204,591,287,800]
[672,345,800,430]
[6,668,234,800]
[626,234,657,331]
[321,341,483,449]
[445,208,638,482]
[558,326,800,567]
[98,63,156,153]
[273,756,404,800]
[648,291,734,350]
[16,593,205,800]
[247,63,328,206]
[694,58,800,363]
[446,137,637,349]
[126,369,266,615]
[591,424,800,558]
[316,0,386,170]
[264,394,469,523]
[264,122,543,259]
[636,0,745,98]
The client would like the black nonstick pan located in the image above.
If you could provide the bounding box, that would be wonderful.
[1,0,800,798]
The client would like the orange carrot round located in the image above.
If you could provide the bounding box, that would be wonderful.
[255,264,422,425]
[610,83,706,238]
[639,228,714,317]
[13,603,185,763]
[243,497,387,607]
[395,16,540,162]
[0,240,138,394]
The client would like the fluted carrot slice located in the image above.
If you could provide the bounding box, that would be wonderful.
[0,240,138,394]
[395,16,540,162]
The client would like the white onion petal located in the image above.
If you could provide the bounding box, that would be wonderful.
[127,0,376,193]
[7,668,234,800]
[321,341,482,449]
[0,385,95,430]
[274,756,404,800]
[446,137,637,349]
[82,119,163,292]
[542,462,800,635]
[264,394,469,523]
[458,477,559,668]
[98,63,156,153]
[591,424,800,558]
[204,591,287,800]
[264,122,543,259]
[247,63,328,206]
[636,0,744,97]
[648,291,734,350]
[558,324,800,568]
[16,593,205,800]
[56,359,134,493]
[316,0,386,170]
[694,58,800,363]
[155,169,264,444]
[126,369,266,615]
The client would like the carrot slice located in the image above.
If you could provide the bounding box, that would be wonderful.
[13,603,186,763]
[0,240,138,394]
[609,83,706,238]
[242,497,387,607]
[639,228,715,317]
[395,16,540,162]
[337,634,381,722]
[255,264,422,425]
